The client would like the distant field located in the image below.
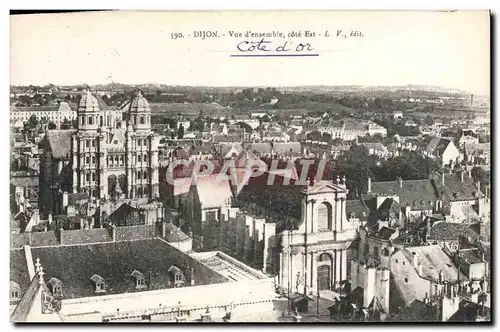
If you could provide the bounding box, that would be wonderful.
[276,101,354,114]
[149,102,231,117]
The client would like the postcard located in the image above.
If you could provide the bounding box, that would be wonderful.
[9,10,490,323]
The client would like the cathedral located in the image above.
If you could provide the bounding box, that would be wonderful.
[39,88,160,217]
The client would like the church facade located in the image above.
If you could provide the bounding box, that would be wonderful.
[70,88,160,200]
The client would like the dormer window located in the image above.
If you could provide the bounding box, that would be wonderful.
[48,277,64,296]
[90,274,106,293]
[131,270,147,290]
[10,281,20,302]
[168,266,185,287]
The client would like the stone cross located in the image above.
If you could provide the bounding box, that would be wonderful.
[35,258,41,273]
[38,266,45,284]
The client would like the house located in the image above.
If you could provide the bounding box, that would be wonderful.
[463,143,490,166]
[390,245,468,308]
[393,111,403,120]
[424,137,460,167]
[360,143,389,158]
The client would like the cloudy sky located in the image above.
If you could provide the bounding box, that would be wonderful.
[10,11,490,94]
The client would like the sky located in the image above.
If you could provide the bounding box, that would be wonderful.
[10,11,490,94]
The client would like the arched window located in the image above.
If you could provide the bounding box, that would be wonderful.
[88,116,93,125]
[137,170,142,179]
[317,202,333,230]
[100,116,103,127]
[86,140,90,148]
[140,116,145,124]
[143,170,148,179]
[119,156,124,164]
[144,154,148,163]
[91,140,95,148]
[114,156,118,164]
[92,172,96,181]
[137,187,143,197]
[138,155,142,163]
[318,253,332,263]
[144,186,149,196]
[138,139,141,146]
[86,156,90,164]
[91,156,96,164]
[80,116,84,126]
[86,173,90,182]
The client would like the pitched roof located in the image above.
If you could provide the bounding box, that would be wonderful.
[389,300,436,322]
[376,226,397,241]
[369,179,438,209]
[346,199,370,222]
[428,221,480,242]
[193,174,233,209]
[246,142,272,154]
[108,203,142,226]
[425,137,452,156]
[162,223,190,242]
[30,231,59,247]
[17,239,228,300]
[448,299,490,322]
[400,245,467,283]
[464,143,490,156]
[10,249,30,300]
[432,173,482,202]
[114,225,157,241]
[61,228,111,245]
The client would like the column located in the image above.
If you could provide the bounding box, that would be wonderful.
[279,251,284,287]
[333,198,338,239]
[310,252,316,290]
[335,250,341,289]
[341,249,348,281]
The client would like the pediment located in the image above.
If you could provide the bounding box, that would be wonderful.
[302,181,347,195]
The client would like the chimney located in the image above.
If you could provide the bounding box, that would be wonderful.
[63,191,69,208]
[468,169,472,178]
[367,177,372,194]
[398,177,403,188]
[162,221,167,238]
[48,213,53,226]
[424,292,430,305]
[111,224,116,242]
[441,173,445,186]
[59,228,64,245]
[460,171,464,182]
[412,252,418,268]
[476,181,481,191]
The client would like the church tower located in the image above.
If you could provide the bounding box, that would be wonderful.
[124,90,160,199]
[71,88,106,198]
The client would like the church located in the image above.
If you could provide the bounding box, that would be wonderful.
[39,88,160,217]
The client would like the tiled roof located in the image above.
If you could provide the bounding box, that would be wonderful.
[428,222,480,242]
[24,239,228,300]
[377,198,402,215]
[162,223,190,242]
[432,173,482,201]
[376,226,397,241]
[30,231,59,247]
[369,179,438,209]
[114,225,157,242]
[10,233,30,248]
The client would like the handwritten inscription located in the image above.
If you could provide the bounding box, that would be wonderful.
[236,38,314,53]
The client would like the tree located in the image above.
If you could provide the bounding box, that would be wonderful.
[23,114,39,135]
[471,166,486,184]
[177,124,185,139]
[424,115,434,126]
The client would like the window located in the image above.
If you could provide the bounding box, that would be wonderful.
[138,155,142,162]
[86,173,90,182]
[92,172,96,181]
[92,140,95,148]
[405,278,408,283]
[80,116,84,126]
[138,139,141,147]
[395,259,399,263]
[92,156,96,164]
[140,116,145,124]
[143,170,148,179]
[54,285,62,294]
[114,156,118,164]
[86,140,90,148]
[96,282,105,291]
[137,171,142,179]
[402,261,406,266]
[11,290,19,300]
[144,154,148,163]
[137,278,145,286]
[86,156,90,164]
[119,156,124,164]
[88,116,93,125]
[175,274,182,282]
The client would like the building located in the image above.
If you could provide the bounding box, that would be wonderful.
[10,101,77,126]
[39,89,160,216]
[10,233,276,322]
[424,137,460,167]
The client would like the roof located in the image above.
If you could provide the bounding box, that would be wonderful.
[448,299,491,322]
[378,197,402,215]
[399,245,467,283]
[10,273,53,322]
[428,222,480,242]
[67,192,89,206]
[432,173,482,202]
[346,199,370,222]
[14,239,228,300]
[273,142,301,154]
[42,130,76,159]
[368,179,438,209]
[30,231,59,247]
[61,228,111,245]
[246,142,272,154]
[464,143,490,156]
[376,226,397,241]
[162,223,190,242]
[10,249,30,302]
[389,300,436,322]
[114,225,157,242]
[108,203,142,226]
[193,174,233,209]
[425,137,452,156]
